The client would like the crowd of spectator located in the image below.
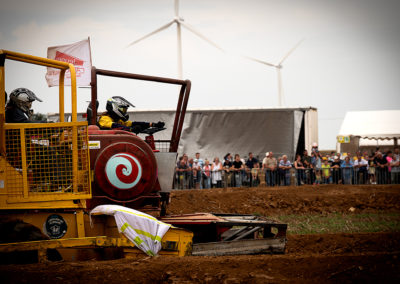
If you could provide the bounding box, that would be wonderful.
[174,147,400,189]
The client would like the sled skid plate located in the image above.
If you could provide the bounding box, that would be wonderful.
[192,237,286,256]
[161,213,288,255]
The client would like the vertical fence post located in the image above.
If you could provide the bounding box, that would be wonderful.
[20,128,28,198]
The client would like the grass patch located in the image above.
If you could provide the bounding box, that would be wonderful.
[275,212,400,235]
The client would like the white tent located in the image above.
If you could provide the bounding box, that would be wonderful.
[337,110,400,151]
[338,110,400,140]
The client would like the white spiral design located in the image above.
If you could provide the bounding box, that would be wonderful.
[105,153,142,189]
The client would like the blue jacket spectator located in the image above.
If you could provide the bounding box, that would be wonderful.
[341,156,353,184]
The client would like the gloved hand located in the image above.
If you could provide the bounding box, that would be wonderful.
[152,121,165,128]
[130,125,143,134]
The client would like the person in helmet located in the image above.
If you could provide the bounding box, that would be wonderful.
[98,96,164,133]
[5,88,43,123]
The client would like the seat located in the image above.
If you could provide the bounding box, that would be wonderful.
[86,100,99,125]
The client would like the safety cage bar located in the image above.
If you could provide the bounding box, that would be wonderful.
[89,67,191,152]
[0,50,91,207]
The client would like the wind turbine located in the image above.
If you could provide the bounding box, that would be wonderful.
[243,40,303,107]
[126,0,224,79]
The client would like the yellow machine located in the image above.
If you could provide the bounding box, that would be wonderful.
[0,50,192,262]
[0,49,287,262]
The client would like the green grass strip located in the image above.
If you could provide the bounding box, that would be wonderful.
[274,212,400,235]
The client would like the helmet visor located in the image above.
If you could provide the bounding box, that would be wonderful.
[119,106,128,114]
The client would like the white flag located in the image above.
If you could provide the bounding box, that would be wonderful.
[46,38,92,87]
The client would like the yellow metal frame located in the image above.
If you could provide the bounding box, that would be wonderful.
[0,49,91,209]
[0,49,78,122]
[0,227,193,262]
[0,49,193,260]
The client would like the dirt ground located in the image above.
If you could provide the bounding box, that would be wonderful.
[1,184,400,283]
[168,184,400,216]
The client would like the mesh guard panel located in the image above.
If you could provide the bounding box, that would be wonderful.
[4,123,90,198]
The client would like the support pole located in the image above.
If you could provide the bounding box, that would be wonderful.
[177,22,183,79]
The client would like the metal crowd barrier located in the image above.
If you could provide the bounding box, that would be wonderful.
[173,166,400,189]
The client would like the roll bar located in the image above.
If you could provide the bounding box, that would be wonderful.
[0,49,78,155]
[90,67,191,152]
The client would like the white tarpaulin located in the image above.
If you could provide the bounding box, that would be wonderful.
[48,107,318,161]
[90,205,171,256]
[129,108,316,161]
[46,38,92,87]
[338,110,400,139]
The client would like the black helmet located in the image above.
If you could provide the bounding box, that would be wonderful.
[9,88,42,113]
[106,96,135,122]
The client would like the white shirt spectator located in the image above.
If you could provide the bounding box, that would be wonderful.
[354,158,368,168]
[212,161,222,184]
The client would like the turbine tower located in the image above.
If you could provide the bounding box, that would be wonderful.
[127,0,224,79]
[243,40,303,107]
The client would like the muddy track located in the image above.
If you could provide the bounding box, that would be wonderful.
[1,232,399,283]
[1,185,400,283]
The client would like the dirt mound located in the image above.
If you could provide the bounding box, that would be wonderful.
[168,184,400,216]
[1,232,399,283]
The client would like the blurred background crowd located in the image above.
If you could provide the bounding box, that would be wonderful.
[175,147,400,189]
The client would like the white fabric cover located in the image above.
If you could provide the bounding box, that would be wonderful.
[90,205,171,256]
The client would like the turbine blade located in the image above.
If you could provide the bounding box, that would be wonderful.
[277,68,283,107]
[241,54,276,68]
[126,20,175,48]
[180,21,225,52]
[278,39,304,66]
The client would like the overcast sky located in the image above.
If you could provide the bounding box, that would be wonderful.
[1,0,399,149]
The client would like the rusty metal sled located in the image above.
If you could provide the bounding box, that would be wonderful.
[161,213,287,256]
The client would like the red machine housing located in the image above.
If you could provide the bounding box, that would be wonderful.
[86,67,191,214]
[87,126,161,210]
